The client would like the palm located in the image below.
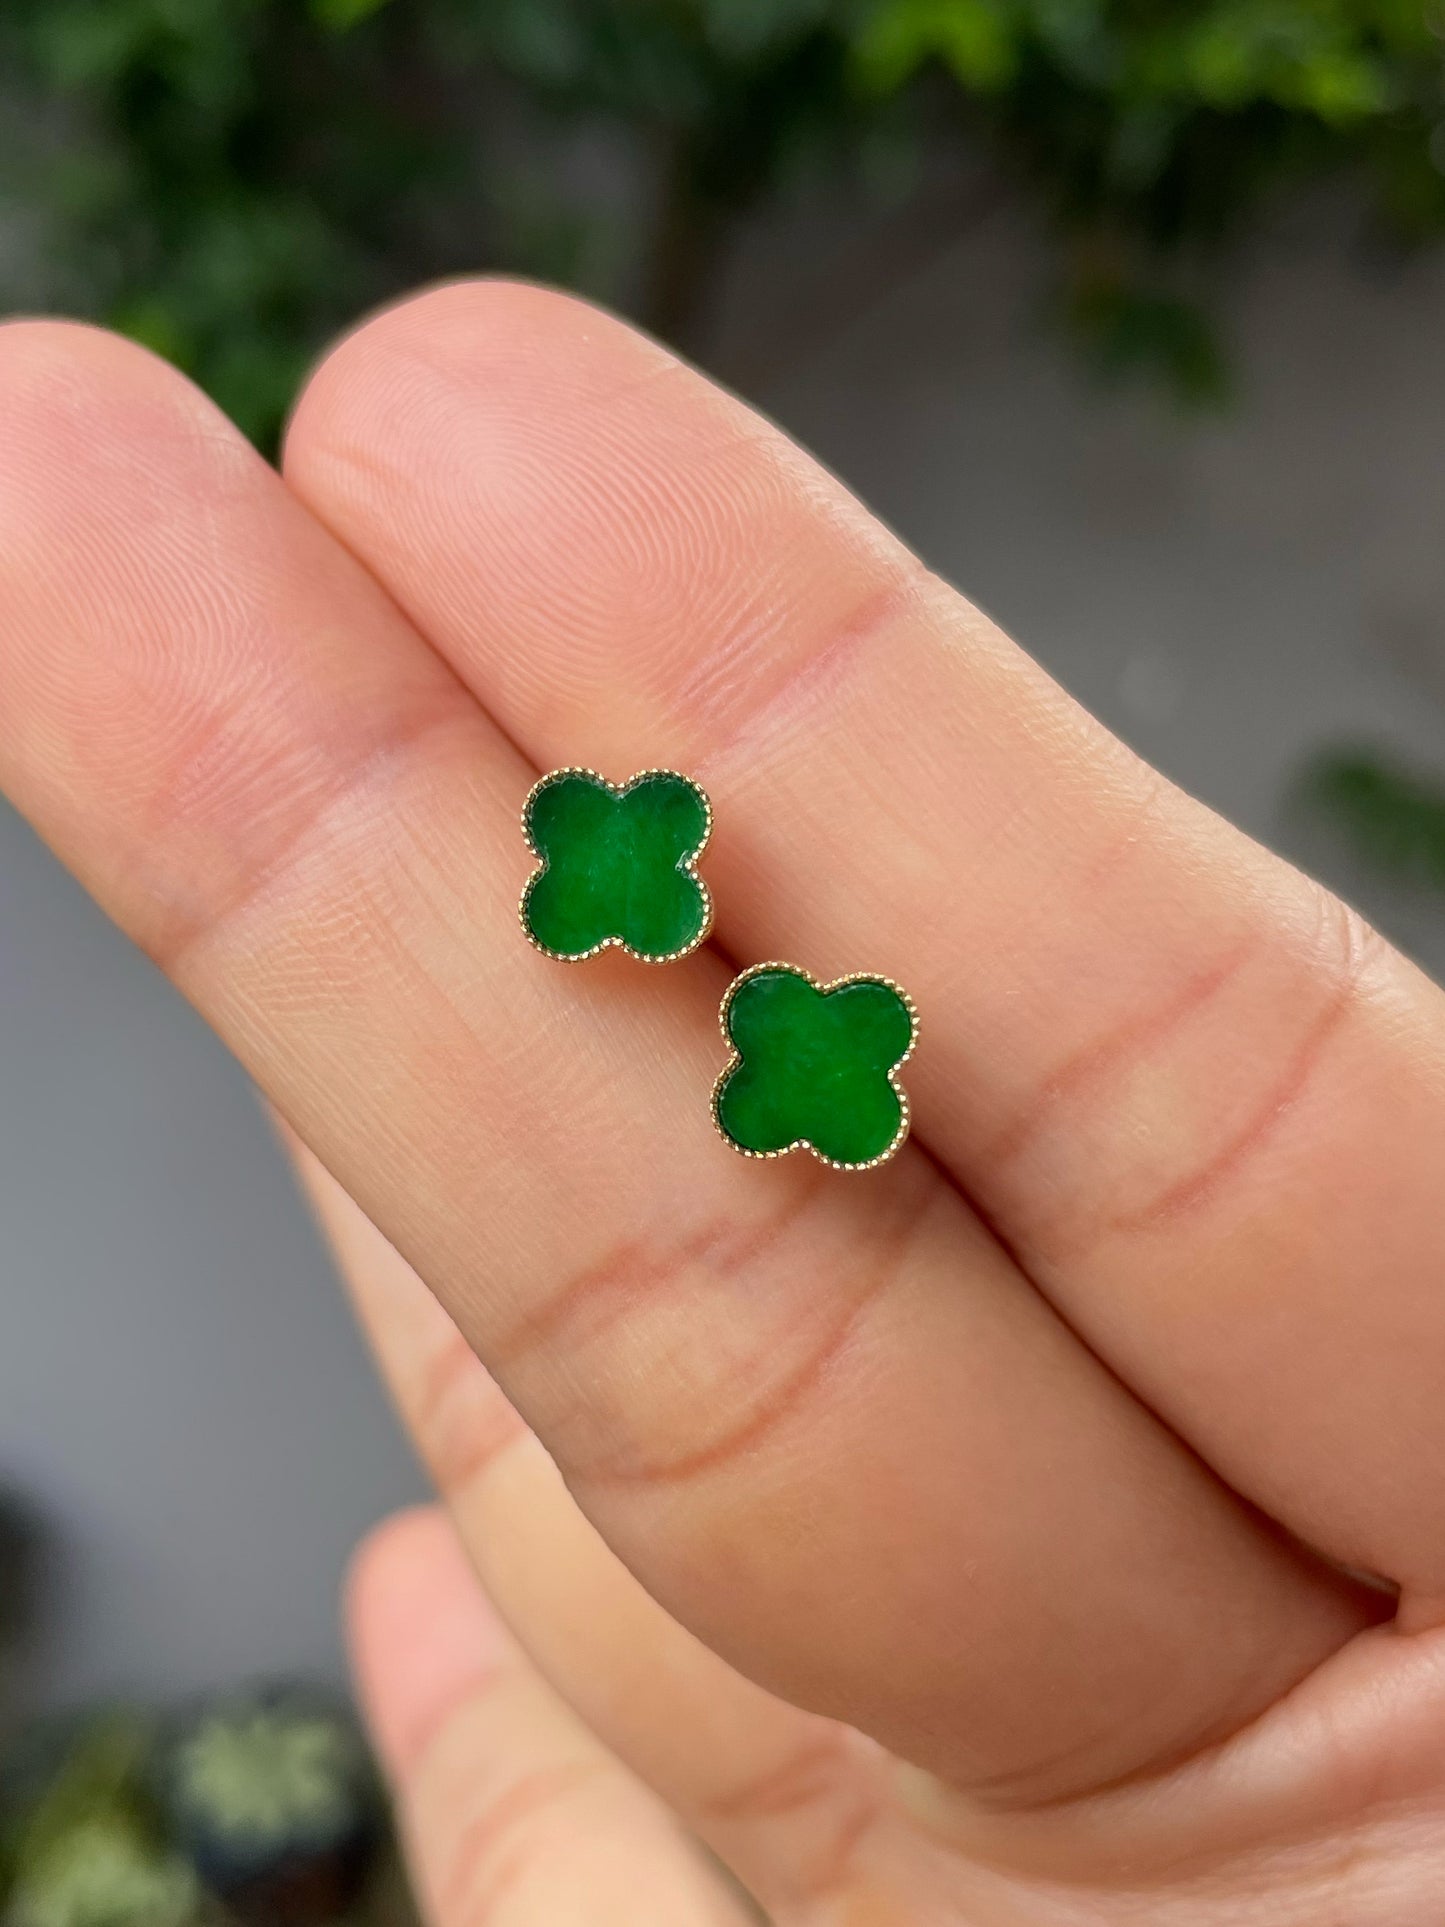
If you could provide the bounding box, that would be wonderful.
[1,285,1442,1924]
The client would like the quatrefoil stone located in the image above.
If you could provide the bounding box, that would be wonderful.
[521,769,712,963]
[713,963,917,1170]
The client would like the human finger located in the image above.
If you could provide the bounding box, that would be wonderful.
[293,1140,885,1911]
[0,320,1369,1809]
[286,280,1445,1611]
[350,1506,755,1926]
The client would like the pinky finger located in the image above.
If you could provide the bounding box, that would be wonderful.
[350,1507,759,1927]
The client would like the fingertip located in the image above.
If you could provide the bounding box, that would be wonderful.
[347,1505,510,1780]
[283,276,669,481]
[346,1502,486,1658]
[0,313,156,384]
[0,316,241,460]
[347,1502,448,1617]
[0,319,258,652]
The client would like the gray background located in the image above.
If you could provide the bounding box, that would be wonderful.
[3,195,1443,1706]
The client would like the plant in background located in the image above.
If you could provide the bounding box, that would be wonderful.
[7,1820,202,1927]
[856,0,1445,399]
[0,1488,45,1744]
[2,1717,202,1927]
[163,1694,376,1925]
[0,1701,406,1927]
[1,2,1443,446]
[1301,748,1445,892]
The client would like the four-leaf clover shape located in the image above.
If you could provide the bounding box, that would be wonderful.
[522,772,916,1167]
[521,769,712,963]
[713,964,917,1170]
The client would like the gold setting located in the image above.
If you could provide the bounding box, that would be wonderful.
[519,766,714,965]
[711,961,919,1172]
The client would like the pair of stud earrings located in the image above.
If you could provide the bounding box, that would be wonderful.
[519,768,916,1172]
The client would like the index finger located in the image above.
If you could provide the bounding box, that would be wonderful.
[285,280,1445,1613]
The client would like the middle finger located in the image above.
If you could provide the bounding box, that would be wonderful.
[283,282,1445,1609]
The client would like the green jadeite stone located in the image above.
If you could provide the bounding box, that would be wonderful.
[523,769,711,961]
[715,966,916,1168]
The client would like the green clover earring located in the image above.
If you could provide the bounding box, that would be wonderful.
[713,962,918,1171]
[521,768,713,963]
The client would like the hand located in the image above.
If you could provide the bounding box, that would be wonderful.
[1,286,1442,1925]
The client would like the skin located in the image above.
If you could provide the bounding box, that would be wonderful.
[0,282,1444,1923]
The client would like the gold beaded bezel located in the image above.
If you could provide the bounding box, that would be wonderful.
[712,961,918,1172]
[520,767,714,964]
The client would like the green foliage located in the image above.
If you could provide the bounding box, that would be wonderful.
[0,1,1442,444]
[168,1702,369,1864]
[9,1820,201,1927]
[0,0,462,446]
[0,1702,393,1925]
[310,0,395,27]
[8,1720,157,1878]
[3,1718,202,1927]
[0,1487,44,1660]
[859,1,1445,396]
[1065,269,1231,402]
[1303,750,1445,892]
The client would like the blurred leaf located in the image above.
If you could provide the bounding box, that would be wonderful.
[3,1715,203,1927]
[854,0,1021,94]
[1066,273,1231,405]
[1,0,1444,424]
[108,296,195,370]
[9,1820,200,1927]
[310,0,393,28]
[696,0,833,62]
[0,1486,46,1653]
[10,1717,159,1874]
[168,1702,367,1852]
[1302,751,1445,890]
